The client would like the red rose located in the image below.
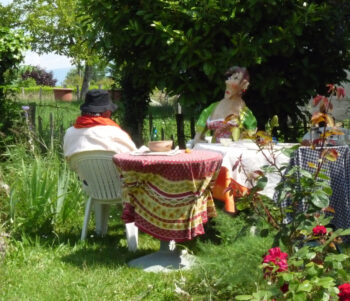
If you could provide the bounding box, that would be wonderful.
[312,225,327,236]
[263,247,288,272]
[280,283,289,293]
[338,283,350,301]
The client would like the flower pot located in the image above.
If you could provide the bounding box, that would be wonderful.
[53,88,73,102]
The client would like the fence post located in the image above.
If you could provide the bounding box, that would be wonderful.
[38,115,43,139]
[39,87,42,104]
[76,85,80,101]
[98,84,102,89]
[49,112,54,150]
[21,87,25,100]
[161,128,165,140]
[29,103,36,131]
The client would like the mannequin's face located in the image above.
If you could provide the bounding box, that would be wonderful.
[224,72,249,98]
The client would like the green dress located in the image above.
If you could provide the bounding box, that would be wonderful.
[195,101,257,141]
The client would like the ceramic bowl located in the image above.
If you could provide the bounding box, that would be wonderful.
[148,140,173,152]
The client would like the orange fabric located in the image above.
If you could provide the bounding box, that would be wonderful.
[212,166,249,213]
[74,116,121,128]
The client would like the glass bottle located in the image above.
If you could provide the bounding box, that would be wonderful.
[151,126,158,141]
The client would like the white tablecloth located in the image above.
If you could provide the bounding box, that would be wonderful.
[194,141,296,198]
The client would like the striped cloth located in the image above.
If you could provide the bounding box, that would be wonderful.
[276,146,350,240]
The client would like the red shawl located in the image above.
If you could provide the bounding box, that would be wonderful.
[74,116,121,129]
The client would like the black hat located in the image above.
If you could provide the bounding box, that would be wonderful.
[80,89,117,113]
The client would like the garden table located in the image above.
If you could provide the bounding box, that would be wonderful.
[194,141,296,213]
[113,149,222,242]
[113,149,222,271]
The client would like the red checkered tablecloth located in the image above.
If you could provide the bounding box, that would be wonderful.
[113,150,222,242]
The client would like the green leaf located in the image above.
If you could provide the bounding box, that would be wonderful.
[310,190,329,208]
[322,186,332,195]
[282,273,294,281]
[236,201,250,211]
[318,173,330,181]
[281,145,299,157]
[325,254,348,262]
[293,292,307,301]
[256,176,268,190]
[317,277,335,289]
[235,295,252,300]
[297,280,312,292]
[339,228,350,236]
[203,62,213,76]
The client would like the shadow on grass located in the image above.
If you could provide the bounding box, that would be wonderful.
[60,229,161,268]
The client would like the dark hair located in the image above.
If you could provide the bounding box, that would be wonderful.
[225,66,250,82]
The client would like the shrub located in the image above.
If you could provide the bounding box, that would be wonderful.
[21,66,57,87]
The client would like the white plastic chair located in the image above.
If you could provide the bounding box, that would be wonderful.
[69,150,138,251]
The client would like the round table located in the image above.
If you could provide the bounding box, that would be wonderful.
[113,150,223,242]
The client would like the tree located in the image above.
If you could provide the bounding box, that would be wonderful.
[0,2,21,28]
[80,0,168,145]
[12,0,105,99]
[81,0,350,142]
[152,0,350,140]
[0,27,29,152]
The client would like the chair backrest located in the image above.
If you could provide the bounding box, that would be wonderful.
[69,151,122,202]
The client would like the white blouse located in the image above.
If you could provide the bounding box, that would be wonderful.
[63,125,137,158]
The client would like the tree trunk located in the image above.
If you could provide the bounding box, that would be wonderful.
[120,70,150,147]
[80,63,93,101]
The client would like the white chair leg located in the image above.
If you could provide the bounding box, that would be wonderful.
[125,222,138,252]
[81,197,93,240]
[94,203,110,236]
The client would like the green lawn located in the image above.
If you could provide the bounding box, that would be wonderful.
[1,99,350,300]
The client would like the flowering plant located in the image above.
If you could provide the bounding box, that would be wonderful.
[338,283,350,301]
[312,225,327,236]
[262,247,288,285]
[309,84,346,148]
[232,85,350,300]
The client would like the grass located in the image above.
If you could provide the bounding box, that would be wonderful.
[1,99,350,300]
[0,235,183,301]
[0,210,277,301]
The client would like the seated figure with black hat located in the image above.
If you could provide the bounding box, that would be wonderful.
[63,89,136,159]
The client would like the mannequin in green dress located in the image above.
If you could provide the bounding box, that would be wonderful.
[193,66,257,145]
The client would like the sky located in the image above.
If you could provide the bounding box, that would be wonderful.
[24,51,73,70]
[1,0,73,72]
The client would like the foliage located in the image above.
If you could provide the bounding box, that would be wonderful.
[80,0,350,141]
[0,26,29,154]
[11,0,108,98]
[21,65,57,87]
[63,66,114,89]
[226,84,350,300]
[0,2,21,28]
[238,224,350,300]
[80,0,168,144]
[0,96,350,299]
[6,153,82,236]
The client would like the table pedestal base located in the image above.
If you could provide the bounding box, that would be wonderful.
[128,241,196,273]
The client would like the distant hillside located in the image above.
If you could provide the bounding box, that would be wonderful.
[51,67,71,86]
